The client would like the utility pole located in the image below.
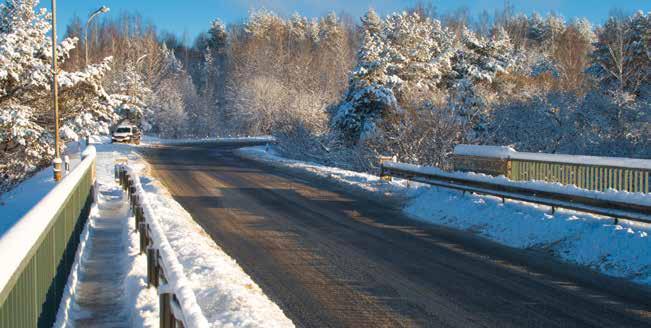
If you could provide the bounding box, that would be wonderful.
[51,0,62,182]
[85,6,110,66]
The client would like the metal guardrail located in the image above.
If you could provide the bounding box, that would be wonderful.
[380,161,651,224]
[452,145,651,194]
[0,147,96,328]
[116,165,209,328]
[510,159,650,194]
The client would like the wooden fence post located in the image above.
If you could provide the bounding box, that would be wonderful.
[135,206,143,232]
[147,247,156,287]
[139,222,148,254]
[160,292,173,328]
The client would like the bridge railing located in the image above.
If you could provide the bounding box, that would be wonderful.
[380,160,651,224]
[116,164,209,328]
[0,147,96,328]
[452,145,651,194]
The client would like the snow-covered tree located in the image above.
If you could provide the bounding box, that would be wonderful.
[0,106,53,189]
[451,26,514,84]
[527,13,546,44]
[588,12,650,96]
[332,11,456,142]
[0,0,118,191]
[360,8,382,35]
[289,13,308,42]
[382,12,455,93]
[543,14,566,47]
[570,18,596,44]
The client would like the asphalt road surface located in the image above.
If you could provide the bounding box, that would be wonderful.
[141,142,651,328]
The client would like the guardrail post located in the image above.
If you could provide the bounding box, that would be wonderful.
[147,248,160,288]
[139,222,148,254]
[147,247,155,287]
[129,184,136,203]
[154,250,161,288]
[378,156,394,181]
[135,205,143,232]
[160,292,173,328]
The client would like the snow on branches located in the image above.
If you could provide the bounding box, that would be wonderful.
[0,0,118,191]
[333,10,515,144]
[588,11,650,98]
[0,105,53,190]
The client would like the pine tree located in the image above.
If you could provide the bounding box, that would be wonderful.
[527,13,546,44]
[289,13,308,43]
[332,11,456,143]
[360,8,382,35]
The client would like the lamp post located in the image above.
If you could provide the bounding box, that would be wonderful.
[51,0,61,181]
[84,5,109,66]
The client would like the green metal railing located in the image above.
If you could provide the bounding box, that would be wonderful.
[510,160,650,193]
[0,151,95,328]
[453,145,650,194]
[381,160,651,223]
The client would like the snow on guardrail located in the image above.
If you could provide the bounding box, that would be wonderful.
[383,161,651,209]
[121,165,210,328]
[454,144,651,170]
[0,146,96,292]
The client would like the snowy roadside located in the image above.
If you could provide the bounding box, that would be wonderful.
[129,154,295,327]
[56,141,294,327]
[54,143,158,327]
[236,146,651,286]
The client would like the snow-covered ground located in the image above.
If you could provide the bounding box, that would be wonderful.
[383,161,651,208]
[54,140,293,327]
[237,146,651,286]
[54,142,158,327]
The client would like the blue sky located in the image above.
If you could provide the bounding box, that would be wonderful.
[42,0,650,42]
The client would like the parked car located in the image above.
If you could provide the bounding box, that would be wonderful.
[111,125,141,144]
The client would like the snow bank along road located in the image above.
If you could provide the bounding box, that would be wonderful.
[141,143,651,328]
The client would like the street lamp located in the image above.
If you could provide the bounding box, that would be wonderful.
[84,5,109,66]
[50,0,62,181]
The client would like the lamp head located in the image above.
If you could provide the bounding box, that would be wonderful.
[100,6,110,13]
